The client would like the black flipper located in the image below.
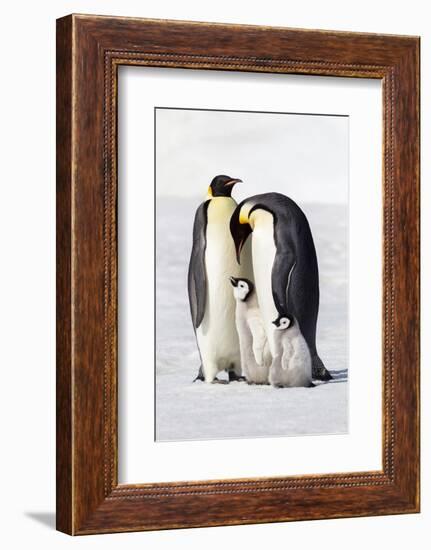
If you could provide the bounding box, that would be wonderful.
[187,201,210,329]
[271,249,296,315]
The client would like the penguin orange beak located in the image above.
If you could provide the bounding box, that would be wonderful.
[224,178,242,187]
[230,206,252,264]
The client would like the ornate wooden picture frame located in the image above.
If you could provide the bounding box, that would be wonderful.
[56,14,420,535]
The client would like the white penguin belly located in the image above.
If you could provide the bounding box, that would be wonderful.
[197,197,252,382]
[250,210,278,355]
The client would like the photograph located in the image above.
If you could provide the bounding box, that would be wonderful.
[0,0,424,545]
[155,107,349,441]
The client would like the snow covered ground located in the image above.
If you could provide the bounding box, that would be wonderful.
[155,197,348,441]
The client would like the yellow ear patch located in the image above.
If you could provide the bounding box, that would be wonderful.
[207,186,213,197]
[239,204,251,225]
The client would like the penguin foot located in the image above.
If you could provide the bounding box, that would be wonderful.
[228,371,246,382]
[312,356,332,381]
[312,366,332,381]
[193,366,205,383]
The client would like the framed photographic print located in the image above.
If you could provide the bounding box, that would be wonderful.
[56,14,420,535]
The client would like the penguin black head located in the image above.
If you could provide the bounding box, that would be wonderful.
[272,314,294,330]
[230,202,253,264]
[229,277,254,301]
[208,175,242,198]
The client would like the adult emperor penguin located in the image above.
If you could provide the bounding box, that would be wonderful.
[188,175,253,383]
[230,192,332,381]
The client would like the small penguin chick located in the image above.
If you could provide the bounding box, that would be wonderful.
[230,277,271,384]
[272,314,294,372]
[269,314,314,388]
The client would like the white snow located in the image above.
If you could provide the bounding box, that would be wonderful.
[155,198,348,441]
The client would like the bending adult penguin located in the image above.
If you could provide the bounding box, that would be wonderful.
[188,175,253,383]
[230,192,332,381]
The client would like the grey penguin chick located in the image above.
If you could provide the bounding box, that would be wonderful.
[230,277,271,385]
[269,315,314,388]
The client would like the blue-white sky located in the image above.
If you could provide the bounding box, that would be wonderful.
[155,107,348,204]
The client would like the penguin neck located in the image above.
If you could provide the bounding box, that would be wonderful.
[239,202,274,230]
[245,290,259,308]
[249,208,274,230]
[235,290,258,315]
[207,196,237,223]
[239,202,255,227]
[207,197,236,229]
